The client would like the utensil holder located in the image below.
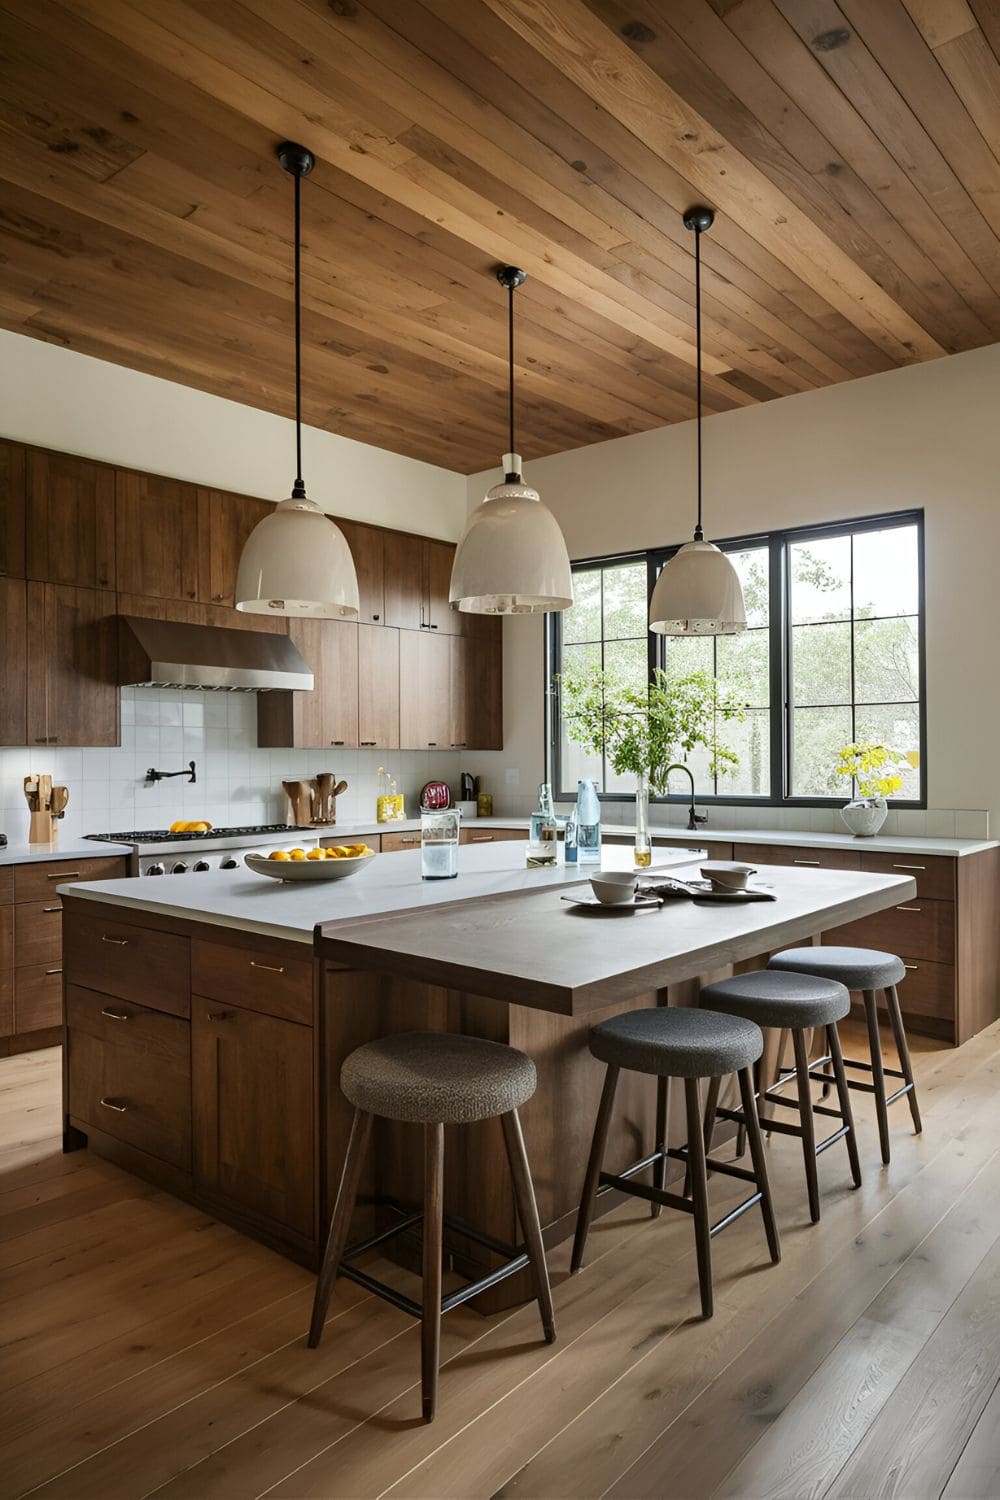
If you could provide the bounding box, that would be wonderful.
[29,810,55,844]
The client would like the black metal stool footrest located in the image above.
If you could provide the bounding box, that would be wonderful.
[597,1144,765,1241]
[338,1201,528,1317]
[713,1103,850,1158]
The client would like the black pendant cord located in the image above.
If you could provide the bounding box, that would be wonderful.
[292,166,305,501]
[507,277,516,462]
[693,219,704,542]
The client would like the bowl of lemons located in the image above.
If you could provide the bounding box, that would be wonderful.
[244,844,377,882]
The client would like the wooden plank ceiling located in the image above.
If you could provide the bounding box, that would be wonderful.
[1,0,999,473]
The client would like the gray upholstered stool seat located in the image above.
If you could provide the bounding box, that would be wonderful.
[769,946,906,991]
[341,1031,536,1125]
[590,1005,763,1079]
[699,969,850,1030]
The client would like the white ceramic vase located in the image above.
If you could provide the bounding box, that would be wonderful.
[840,798,888,838]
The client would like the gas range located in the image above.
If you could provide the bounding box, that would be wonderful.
[84,824,323,876]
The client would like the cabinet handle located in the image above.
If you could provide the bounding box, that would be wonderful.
[207,1009,231,1022]
[42,905,61,913]
[400,835,419,845]
[99,1097,128,1113]
[360,740,376,746]
[372,613,380,621]
[892,863,926,871]
[48,871,79,879]
[429,623,438,629]
[46,967,63,976]
[101,934,129,945]
[213,594,224,603]
[904,964,918,971]
[48,736,58,743]
[470,834,494,843]
[427,741,437,747]
[101,1006,129,1021]
[793,859,820,866]
[450,742,466,749]
[249,959,285,974]
[896,906,922,913]
[331,740,345,746]
[34,737,47,744]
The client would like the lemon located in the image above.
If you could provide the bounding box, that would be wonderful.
[269,850,290,862]
[289,849,307,861]
[306,848,324,860]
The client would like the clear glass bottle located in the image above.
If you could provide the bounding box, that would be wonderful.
[634,769,652,868]
[527,782,558,867]
[576,778,602,865]
[564,802,578,865]
[421,808,460,879]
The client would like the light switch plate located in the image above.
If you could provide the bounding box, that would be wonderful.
[505,767,520,786]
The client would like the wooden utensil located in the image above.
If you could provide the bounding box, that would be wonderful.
[283,780,315,829]
[37,774,52,811]
[23,776,38,811]
[51,785,69,819]
[313,773,335,826]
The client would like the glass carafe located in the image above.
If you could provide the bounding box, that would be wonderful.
[421,808,460,879]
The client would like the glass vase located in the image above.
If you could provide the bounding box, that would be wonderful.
[634,770,652,868]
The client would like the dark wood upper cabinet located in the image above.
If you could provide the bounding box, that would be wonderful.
[0,441,26,580]
[115,471,200,601]
[257,618,359,749]
[198,488,271,608]
[358,624,399,749]
[26,451,115,589]
[26,583,119,748]
[338,519,385,625]
[0,578,27,744]
[425,539,460,634]
[398,629,451,750]
[451,634,502,751]
[382,528,424,630]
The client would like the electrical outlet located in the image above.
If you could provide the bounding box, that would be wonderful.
[505,767,520,787]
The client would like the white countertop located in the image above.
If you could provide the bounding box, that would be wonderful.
[321,815,995,859]
[0,837,132,867]
[58,842,705,944]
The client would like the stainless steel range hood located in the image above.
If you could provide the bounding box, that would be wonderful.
[118,616,314,692]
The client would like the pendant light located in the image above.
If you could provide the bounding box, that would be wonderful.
[649,208,746,636]
[236,142,359,619]
[449,266,573,615]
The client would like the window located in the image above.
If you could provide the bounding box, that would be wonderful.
[549,513,925,807]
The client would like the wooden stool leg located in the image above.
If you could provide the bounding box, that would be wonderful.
[702,1073,722,1160]
[792,1028,821,1223]
[885,984,922,1134]
[864,989,892,1164]
[571,1064,620,1273]
[651,1075,671,1217]
[308,1108,372,1348]
[502,1110,556,1344]
[827,1023,862,1188]
[684,1076,714,1319]
[737,1065,780,1265]
[421,1121,445,1423]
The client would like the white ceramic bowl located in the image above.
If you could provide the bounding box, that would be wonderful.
[700,860,756,891]
[590,870,638,906]
[245,850,377,882]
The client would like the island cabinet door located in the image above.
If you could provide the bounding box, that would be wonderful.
[191,1001,315,1239]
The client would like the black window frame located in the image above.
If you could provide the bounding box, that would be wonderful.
[547,509,927,810]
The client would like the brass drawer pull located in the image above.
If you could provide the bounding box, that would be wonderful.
[904,964,918,971]
[208,1010,231,1022]
[101,934,129,946]
[793,859,820,866]
[101,1007,129,1021]
[400,836,419,845]
[892,863,926,871]
[249,960,285,974]
[99,1097,128,1113]
[46,967,63,975]
[470,834,494,842]
[897,906,922,913]
[49,871,79,879]
[43,905,61,913]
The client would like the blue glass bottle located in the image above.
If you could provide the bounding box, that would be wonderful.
[564,803,578,865]
[576,778,602,865]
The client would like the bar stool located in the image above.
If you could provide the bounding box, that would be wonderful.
[699,969,861,1223]
[571,1006,780,1319]
[769,947,922,1164]
[308,1032,555,1422]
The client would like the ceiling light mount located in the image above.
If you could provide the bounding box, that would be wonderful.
[496,264,527,292]
[276,141,315,178]
[682,206,714,234]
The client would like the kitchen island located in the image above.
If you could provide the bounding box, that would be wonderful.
[59,842,916,1304]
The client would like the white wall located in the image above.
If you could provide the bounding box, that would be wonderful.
[0,329,467,539]
[465,342,1000,838]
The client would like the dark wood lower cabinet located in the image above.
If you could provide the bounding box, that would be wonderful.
[192,1001,315,1240]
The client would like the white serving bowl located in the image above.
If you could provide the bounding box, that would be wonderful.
[700,860,756,891]
[590,870,638,906]
[245,850,377,882]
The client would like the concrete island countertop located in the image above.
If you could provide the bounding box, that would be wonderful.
[0,836,133,867]
[57,841,702,945]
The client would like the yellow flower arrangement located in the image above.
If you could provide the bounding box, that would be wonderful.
[836,742,917,801]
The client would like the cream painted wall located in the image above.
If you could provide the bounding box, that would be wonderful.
[0,329,467,539]
[464,342,1000,833]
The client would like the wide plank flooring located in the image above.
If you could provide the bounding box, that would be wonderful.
[2,1021,1000,1499]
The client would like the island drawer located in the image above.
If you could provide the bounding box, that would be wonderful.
[64,912,190,1017]
[69,1024,191,1171]
[0,869,12,904]
[67,984,190,1064]
[14,899,63,968]
[859,852,955,902]
[734,843,862,872]
[894,959,955,1023]
[192,940,313,1026]
[14,856,126,904]
[460,827,525,845]
[822,897,955,967]
[380,830,422,853]
[15,963,64,1032]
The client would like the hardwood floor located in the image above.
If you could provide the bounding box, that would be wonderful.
[2,1020,1000,1499]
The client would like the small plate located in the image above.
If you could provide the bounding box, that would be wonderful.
[561,893,661,911]
[245,850,376,882]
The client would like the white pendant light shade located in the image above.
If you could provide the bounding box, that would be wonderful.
[450,453,573,615]
[648,540,746,635]
[235,496,359,618]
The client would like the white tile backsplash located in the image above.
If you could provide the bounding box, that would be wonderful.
[0,688,466,840]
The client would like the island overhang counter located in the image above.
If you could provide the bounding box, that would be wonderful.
[58,846,916,1306]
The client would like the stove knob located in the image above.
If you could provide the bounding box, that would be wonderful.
[192,860,211,872]
[170,861,188,875]
[220,856,239,870]
[145,863,165,876]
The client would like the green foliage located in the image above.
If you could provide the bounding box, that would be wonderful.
[559,666,747,795]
